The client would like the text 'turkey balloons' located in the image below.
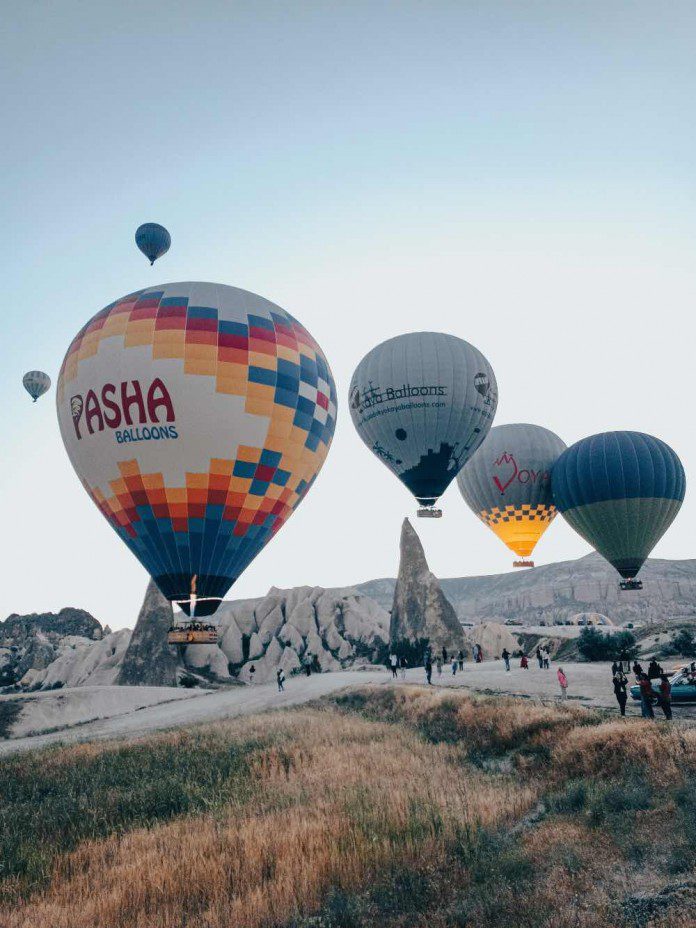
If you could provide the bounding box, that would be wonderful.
[551,431,685,584]
[57,282,337,615]
[457,423,567,566]
[23,370,51,402]
[349,332,497,515]
[135,223,171,265]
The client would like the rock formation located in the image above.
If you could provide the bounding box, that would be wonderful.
[215,585,389,683]
[389,519,465,651]
[20,631,131,690]
[359,552,696,628]
[116,580,178,687]
[0,608,101,646]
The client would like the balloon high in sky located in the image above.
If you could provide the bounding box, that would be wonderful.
[22,370,51,402]
[349,332,497,514]
[552,431,686,582]
[135,223,171,265]
[56,282,337,616]
[457,423,566,566]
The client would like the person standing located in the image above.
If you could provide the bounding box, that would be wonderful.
[520,654,529,669]
[442,646,448,664]
[536,646,543,669]
[277,668,285,692]
[451,656,458,676]
[632,660,643,679]
[400,656,407,680]
[657,674,672,720]
[389,653,398,679]
[542,647,550,670]
[436,655,443,677]
[458,650,465,671]
[613,670,628,716]
[502,648,511,672]
[557,667,568,700]
[638,673,655,719]
[425,657,433,685]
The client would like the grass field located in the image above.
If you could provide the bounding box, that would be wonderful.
[1,686,694,927]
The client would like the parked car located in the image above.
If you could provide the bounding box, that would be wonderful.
[630,670,696,704]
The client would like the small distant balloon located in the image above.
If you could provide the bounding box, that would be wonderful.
[135,223,171,265]
[23,370,51,402]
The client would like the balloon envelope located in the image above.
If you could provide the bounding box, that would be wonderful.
[57,282,337,615]
[349,332,497,507]
[457,423,566,559]
[23,370,51,402]
[552,431,685,579]
[135,223,171,265]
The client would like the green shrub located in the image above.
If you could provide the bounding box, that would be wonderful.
[577,627,638,662]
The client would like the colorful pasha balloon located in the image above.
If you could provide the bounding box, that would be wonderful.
[23,370,51,402]
[57,282,337,616]
[135,223,171,265]
[457,423,566,567]
[349,332,497,516]
[552,431,685,586]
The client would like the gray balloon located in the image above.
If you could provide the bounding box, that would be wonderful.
[457,423,566,559]
[349,332,497,507]
[22,370,51,402]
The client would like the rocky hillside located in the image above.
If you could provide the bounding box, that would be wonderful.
[357,553,696,627]
[3,583,390,692]
[212,585,389,684]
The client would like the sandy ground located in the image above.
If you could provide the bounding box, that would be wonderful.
[2,661,692,758]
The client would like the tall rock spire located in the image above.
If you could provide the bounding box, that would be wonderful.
[390,519,465,650]
[117,579,178,686]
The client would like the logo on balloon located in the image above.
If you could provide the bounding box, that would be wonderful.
[493,452,550,494]
[474,372,495,406]
[69,378,178,444]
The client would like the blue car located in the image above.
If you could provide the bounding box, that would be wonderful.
[630,669,696,704]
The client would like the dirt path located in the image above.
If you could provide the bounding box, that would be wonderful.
[2,660,692,758]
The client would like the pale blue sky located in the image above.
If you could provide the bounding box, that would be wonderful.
[2,2,695,628]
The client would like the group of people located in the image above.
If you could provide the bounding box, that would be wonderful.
[612,658,673,720]
[422,645,483,684]
[502,646,567,698]
[500,645,550,672]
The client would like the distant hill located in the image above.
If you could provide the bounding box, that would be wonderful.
[355,553,696,627]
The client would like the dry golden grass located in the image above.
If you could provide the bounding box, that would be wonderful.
[2,685,694,928]
[2,705,535,928]
[551,718,696,785]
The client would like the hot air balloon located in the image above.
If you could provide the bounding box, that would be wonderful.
[56,282,337,639]
[457,423,566,567]
[23,370,51,402]
[349,332,497,516]
[552,431,685,590]
[135,223,171,265]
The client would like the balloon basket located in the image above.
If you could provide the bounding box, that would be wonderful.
[168,623,219,646]
[619,579,643,592]
[513,560,534,568]
[417,507,442,519]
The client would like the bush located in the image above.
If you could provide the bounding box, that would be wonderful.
[663,628,696,658]
[577,627,638,662]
